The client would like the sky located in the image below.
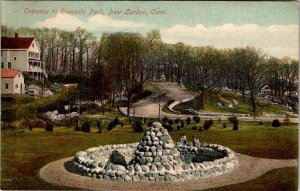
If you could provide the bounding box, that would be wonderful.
[1,1,299,59]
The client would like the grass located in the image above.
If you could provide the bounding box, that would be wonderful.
[173,91,289,115]
[204,167,298,191]
[1,120,297,190]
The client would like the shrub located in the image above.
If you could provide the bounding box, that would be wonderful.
[228,116,239,124]
[120,122,124,127]
[168,119,174,125]
[203,119,213,130]
[97,121,101,128]
[186,117,191,125]
[180,120,184,128]
[45,121,53,132]
[233,123,239,131]
[107,121,116,131]
[259,121,263,125]
[162,124,174,132]
[198,126,203,132]
[193,116,200,124]
[177,125,180,131]
[191,125,197,130]
[175,118,180,124]
[113,117,120,125]
[132,121,143,132]
[74,125,81,131]
[162,116,169,123]
[81,122,91,133]
[272,119,281,127]
[223,124,227,128]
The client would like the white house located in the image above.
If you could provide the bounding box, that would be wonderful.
[1,69,25,94]
[1,33,47,80]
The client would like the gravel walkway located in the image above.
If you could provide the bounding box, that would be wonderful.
[39,153,297,190]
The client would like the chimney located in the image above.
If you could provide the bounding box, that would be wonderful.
[15,33,18,38]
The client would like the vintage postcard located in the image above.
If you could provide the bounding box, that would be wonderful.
[1,1,299,190]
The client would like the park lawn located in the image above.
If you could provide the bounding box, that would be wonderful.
[1,121,298,190]
[173,91,289,115]
[204,167,298,191]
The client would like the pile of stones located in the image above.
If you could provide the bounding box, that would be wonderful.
[44,110,79,125]
[72,122,239,182]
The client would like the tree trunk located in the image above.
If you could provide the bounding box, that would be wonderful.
[250,93,256,113]
[199,91,205,110]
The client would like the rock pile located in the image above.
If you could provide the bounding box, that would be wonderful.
[72,122,239,182]
[129,122,184,173]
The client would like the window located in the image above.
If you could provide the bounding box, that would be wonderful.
[32,43,34,47]
[5,83,8,89]
[14,56,16,60]
[1,62,4,68]
[8,62,11,68]
[15,84,18,89]
[1,51,3,57]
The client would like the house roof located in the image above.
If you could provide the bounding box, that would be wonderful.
[1,69,21,78]
[1,36,34,49]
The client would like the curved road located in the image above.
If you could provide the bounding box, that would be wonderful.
[119,82,298,123]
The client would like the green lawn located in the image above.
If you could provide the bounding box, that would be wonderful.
[204,167,298,191]
[1,121,298,190]
[173,92,289,115]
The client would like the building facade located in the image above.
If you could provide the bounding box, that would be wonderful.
[1,33,47,80]
[1,69,25,94]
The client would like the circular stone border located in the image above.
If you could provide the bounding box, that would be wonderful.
[39,153,297,191]
[71,142,238,182]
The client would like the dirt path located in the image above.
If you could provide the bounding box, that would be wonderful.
[119,82,298,123]
[39,153,297,191]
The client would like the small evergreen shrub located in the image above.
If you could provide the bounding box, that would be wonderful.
[120,122,124,127]
[132,121,143,132]
[228,116,239,124]
[180,120,184,128]
[186,117,191,125]
[168,119,174,125]
[233,123,239,131]
[272,119,281,127]
[193,116,200,124]
[177,125,180,131]
[203,119,213,130]
[198,126,203,132]
[107,121,116,131]
[147,121,153,127]
[223,124,227,128]
[113,117,120,125]
[81,122,91,133]
[162,116,169,123]
[191,125,197,130]
[259,121,263,125]
[45,121,53,132]
[175,118,180,124]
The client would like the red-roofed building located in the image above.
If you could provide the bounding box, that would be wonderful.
[1,69,25,94]
[1,33,47,80]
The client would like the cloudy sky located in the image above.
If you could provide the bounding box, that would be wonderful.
[1,1,299,59]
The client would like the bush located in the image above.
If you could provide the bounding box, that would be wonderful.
[203,119,213,130]
[132,121,143,132]
[186,117,191,125]
[113,117,120,125]
[259,121,263,125]
[97,121,101,128]
[177,125,180,131]
[175,118,180,124]
[228,116,239,124]
[45,121,53,132]
[233,123,239,131]
[107,121,116,131]
[272,119,281,127]
[162,123,174,132]
[162,116,169,123]
[198,126,203,132]
[81,122,91,133]
[21,119,46,130]
[120,122,124,127]
[97,127,102,134]
[180,120,184,128]
[193,116,200,124]
[223,124,227,128]
[191,125,197,130]
[74,125,81,131]
[168,119,174,125]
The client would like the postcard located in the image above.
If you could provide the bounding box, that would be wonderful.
[1,1,299,190]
